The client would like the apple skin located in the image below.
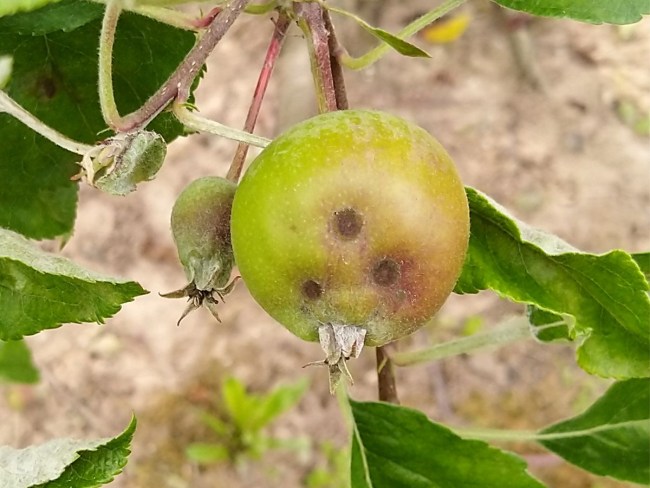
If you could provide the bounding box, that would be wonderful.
[231,110,469,347]
[171,176,236,292]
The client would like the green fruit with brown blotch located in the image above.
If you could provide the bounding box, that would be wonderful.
[162,176,238,324]
[230,110,470,390]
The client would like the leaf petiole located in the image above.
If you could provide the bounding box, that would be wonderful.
[0,90,94,155]
[173,102,271,148]
[338,0,467,70]
[391,317,567,367]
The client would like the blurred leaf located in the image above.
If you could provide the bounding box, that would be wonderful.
[350,400,544,488]
[0,3,194,239]
[491,0,650,25]
[248,378,309,431]
[421,13,470,44]
[199,411,229,436]
[185,443,229,464]
[0,0,63,18]
[456,188,650,379]
[0,416,135,488]
[539,379,650,484]
[0,339,39,383]
[632,252,650,281]
[328,6,430,58]
[0,0,101,34]
[0,228,147,340]
[222,377,255,431]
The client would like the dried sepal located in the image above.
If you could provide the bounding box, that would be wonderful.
[78,130,166,195]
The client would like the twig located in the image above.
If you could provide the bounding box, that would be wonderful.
[0,90,94,155]
[113,0,250,132]
[226,13,291,183]
[376,344,400,404]
[294,2,338,113]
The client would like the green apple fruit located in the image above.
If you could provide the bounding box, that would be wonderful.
[162,176,238,324]
[231,110,469,389]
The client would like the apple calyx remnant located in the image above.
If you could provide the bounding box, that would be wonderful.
[304,323,366,393]
[160,277,239,325]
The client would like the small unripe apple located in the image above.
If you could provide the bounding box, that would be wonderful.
[231,110,469,388]
[162,176,238,324]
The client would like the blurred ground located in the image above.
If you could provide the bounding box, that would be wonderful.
[2,1,649,487]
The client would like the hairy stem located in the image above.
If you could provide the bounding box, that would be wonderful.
[98,0,123,129]
[226,13,291,183]
[114,0,250,132]
[392,317,566,367]
[0,90,94,154]
[173,102,271,147]
[340,0,466,70]
[295,2,338,113]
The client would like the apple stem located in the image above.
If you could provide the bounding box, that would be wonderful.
[226,13,291,183]
[323,9,349,110]
[295,2,338,113]
[376,344,400,404]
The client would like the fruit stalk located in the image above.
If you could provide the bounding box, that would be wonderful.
[98,0,122,130]
[376,344,400,404]
[322,9,348,110]
[226,12,291,183]
[294,2,338,113]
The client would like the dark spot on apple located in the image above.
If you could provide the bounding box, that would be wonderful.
[333,208,363,239]
[302,279,323,299]
[372,258,400,286]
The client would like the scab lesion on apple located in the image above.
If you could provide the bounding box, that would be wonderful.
[230,110,470,393]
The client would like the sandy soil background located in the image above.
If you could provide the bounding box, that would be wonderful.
[2,1,649,487]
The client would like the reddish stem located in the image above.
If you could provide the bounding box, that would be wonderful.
[192,6,223,29]
[227,13,290,183]
[118,0,249,132]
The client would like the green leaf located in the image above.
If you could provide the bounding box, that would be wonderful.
[328,5,430,58]
[222,377,255,430]
[0,4,195,239]
[492,0,650,25]
[632,252,650,281]
[350,400,544,488]
[248,378,308,431]
[185,443,229,464]
[0,339,39,383]
[456,188,650,379]
[0,228,147,340]
[0,415,136,488]
[0,0,102,35]
[539,379,650,484]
